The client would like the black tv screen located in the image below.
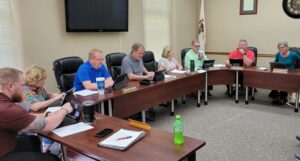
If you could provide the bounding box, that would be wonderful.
[65,0,128,32]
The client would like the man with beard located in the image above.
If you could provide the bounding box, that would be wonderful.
[0,67,73,161]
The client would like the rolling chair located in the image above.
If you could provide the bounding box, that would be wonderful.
[105,52,127,80]
[53,56,83,92]
[181,48,191,68]
[289,47,300,68]
[143,51,158,72]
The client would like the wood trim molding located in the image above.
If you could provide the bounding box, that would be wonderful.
[206,52,275,58]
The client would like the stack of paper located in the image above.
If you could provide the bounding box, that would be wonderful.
[197,69,206,73]
[98,129,145,150]
[258,67,268,71]
[74,89,98,96]
[170,69,187,74]
[214,64,226,67]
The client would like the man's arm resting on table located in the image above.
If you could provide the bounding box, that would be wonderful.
[82,81,97,90]
[21,106,71,133]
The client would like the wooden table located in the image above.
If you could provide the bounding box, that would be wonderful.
[40,114,206,161]
[243,68,300,112]
[76,72,206,121]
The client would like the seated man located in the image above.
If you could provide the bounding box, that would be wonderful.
[225,39,255,67]
[73,48,114,91]
[121,43,155,121]
[0,67,73,161]
[184,40,212,96]
[121,43,154,80]
[225,39,255,95]
[184,40,208,70]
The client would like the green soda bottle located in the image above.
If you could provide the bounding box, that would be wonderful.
[174,115,184,145]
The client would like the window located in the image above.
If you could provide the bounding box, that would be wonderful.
[0,0,20,68]
[143,0,171,60]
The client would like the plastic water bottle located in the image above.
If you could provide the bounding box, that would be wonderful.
[174,115,184,145]
[190,60,195,72]
[96,77,105,95]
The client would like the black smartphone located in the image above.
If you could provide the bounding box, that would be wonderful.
[95,128,113,138]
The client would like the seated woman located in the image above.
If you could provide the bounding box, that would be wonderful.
[158,45,183,72]
[21,65,65,152]
[270,41,300,105]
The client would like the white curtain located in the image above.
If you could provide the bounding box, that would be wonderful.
[0,0,20,68]
[143,0,171,60]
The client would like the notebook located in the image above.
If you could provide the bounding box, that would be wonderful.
[98,129,146,150]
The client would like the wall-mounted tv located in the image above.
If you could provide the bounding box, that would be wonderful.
[65,0,128,32]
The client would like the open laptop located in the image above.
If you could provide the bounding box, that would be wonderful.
[269,62,287,71]
[105,74,129,92]
[153,70,165,81]
[229,59,243,67]
[203,60,215,69]
[57,88,82,127]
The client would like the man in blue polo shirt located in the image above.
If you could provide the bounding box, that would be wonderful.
[73,49,114,91]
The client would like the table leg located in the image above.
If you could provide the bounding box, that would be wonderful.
[235,71,239,103]
[197,90,201,107]
[205,72,208,105]
[187,152,196,161]
[295,92,299,113]
[108,100,112,116]
[251,88,255,100]
[229,85,232,97]
[101,102,105,115]
[182,96,186,104]
[171,100,175,116]
[245,87,249,105]
[142,110,146,123]
[60,144,67,161]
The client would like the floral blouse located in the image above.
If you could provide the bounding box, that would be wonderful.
[21,85,49,112]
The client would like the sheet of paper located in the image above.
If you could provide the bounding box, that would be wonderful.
[170,69,187,74]
[45,106,61,113]
[214,64,226,67]
[74,89,98,96]
[52,122,94,137]
[258,67,268,71]
[164,74,176,79]
[197,69,206,73]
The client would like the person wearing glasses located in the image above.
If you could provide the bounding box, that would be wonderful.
[184,40,208,70]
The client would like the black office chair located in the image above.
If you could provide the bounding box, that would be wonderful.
[289,47,300,68]
[53,56,83,92]
[143,51,158,72]
[181,48,191,68]
[105,52,127,80]
[248,47,258,66]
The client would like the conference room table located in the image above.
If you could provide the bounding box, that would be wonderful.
[40,113,206,161]
[76,72,206,122]
[75,66,300,123]
[243,68,300,112]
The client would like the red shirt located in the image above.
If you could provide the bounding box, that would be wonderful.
[228,49,255,66]
[0,93,36,157]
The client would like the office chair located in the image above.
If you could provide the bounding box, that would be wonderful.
[289,47,300,68]
[105,52,127,80]
[248,47,258,66]
[53,56,83,92]
[143,51,158,72]
[181,48,191,68]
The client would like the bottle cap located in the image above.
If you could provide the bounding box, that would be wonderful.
[176,115,181,119]
[96,77,105,81]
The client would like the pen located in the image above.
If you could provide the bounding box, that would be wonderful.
[116,136,132,141]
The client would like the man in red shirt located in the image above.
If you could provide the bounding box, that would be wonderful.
[0,67,73,161]
[225,39,255,67]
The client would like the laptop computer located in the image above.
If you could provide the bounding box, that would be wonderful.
[229,59,243,67]
[269,62,287,71]
[153,70,165,81]
[203,60,215,69]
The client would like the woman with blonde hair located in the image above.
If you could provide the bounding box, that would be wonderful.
[21,65,65,112]
[21,65,65,152]
[158,45,183,72]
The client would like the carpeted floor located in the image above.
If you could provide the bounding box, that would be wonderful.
[150,86,300,161]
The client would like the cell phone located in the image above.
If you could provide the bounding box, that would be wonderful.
[95,128,113,138]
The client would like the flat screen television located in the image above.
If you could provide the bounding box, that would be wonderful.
[65,0,128,32]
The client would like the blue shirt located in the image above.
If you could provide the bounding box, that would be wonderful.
[274,51,300,69]
[73,61,111,91]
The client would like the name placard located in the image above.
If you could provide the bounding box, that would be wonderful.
[272,68,288,74]
[122,86,137,93]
